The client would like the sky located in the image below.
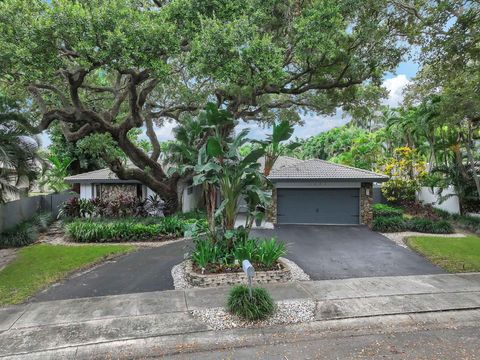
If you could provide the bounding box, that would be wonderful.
[40,60,419,147]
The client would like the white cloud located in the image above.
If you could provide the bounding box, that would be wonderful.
[382,74,411,107]
[153,120,176,141]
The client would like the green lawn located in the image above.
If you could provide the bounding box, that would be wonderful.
[0,244,134,306]
[407,236,480,273]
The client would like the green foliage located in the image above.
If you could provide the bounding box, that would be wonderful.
[190,232,286,269]
[433,211,480,234]
[0,244,133,305]
[407,218,454,234]
[0,222,38,248]
[256,238,287,267]
[64,215,201,242]
[158,216,184,237]
[0,95,41,202]
[301,126,367,160]
[227,285,276,321]
[39,154,72,193]
[373,215,454,234]
[407,236,480,273]
[232,238,258,264]
[0,212,53,248]
[66,219,161,243]
[30,212,54,232]
[191,237,220,269]
[372,204,404,218]
[381,147,427,204]
[372,216,407,232]
[192,103,269,232]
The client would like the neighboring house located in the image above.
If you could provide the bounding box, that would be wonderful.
[267,159,388,226]
[64,168,203,213]
[65,156,301,214]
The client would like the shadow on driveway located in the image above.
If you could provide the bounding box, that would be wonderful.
[32,240,192,302]
[32,226,444,302]
[252,225,445,280]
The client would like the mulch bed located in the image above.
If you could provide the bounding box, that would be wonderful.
[192,261,284,275]
[402,201,440,220]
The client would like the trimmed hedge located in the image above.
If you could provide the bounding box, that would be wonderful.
[373,215,454,234]
[407,218,454,234]
[0,212,54,248]
[372,204,404,218]
[372,216,406,232]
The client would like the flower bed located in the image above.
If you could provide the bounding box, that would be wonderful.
[371,203,454,234]
[184,258,292,287]
[64,215,207,243]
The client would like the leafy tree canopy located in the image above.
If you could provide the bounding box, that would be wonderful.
[0,0,410,212]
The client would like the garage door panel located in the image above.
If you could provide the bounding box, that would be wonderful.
[277,188,359,225]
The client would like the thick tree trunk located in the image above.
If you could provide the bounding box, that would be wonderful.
[465,122,480,200]
[203,183,217,238]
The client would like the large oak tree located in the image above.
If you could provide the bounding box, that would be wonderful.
[0,0,409,213]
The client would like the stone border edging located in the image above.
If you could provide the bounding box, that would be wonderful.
[172,257,310,289]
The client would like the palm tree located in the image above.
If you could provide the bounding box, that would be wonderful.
[0,117,40,203]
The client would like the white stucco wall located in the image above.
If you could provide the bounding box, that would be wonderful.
[417,186,460,214]
[182,185,202,213]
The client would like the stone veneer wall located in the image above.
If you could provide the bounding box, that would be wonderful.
[360,182,373,226]
[184,259,291,288]
[100,184,137,200]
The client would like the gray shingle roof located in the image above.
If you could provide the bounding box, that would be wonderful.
[268,159,388,182]
[65,156,304,184]
[258,155,303,172]
[64,168,119,183]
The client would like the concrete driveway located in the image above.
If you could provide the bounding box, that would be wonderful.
[252,225,445,280]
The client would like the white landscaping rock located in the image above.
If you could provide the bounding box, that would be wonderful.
[279,257,311,281]
[191,299,316,330]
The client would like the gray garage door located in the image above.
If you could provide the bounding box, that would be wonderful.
[277,188,360,225]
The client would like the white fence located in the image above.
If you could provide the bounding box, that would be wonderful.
[417,186,460,214]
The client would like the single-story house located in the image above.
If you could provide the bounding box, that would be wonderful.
[64,168,203,213]
[267,159,388,226]
[65,157,388,224]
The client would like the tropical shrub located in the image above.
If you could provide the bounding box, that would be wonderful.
[381,147,427,203]
[64,215,204,242]
[158,215,184,237]
[191,237,220,269]
[372,216,407,232]
[256,238,286,267]
[0,212,53,248]
[0,222,39,248]
[407,218,454,234]
[372,204,404,218]
[58,197,80,218]
[190,231,286,269]
[65,219,163,242]
[30,212,54,232]
[227,285,276,321]
[373,214,454,234]
[232,238,258,263]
